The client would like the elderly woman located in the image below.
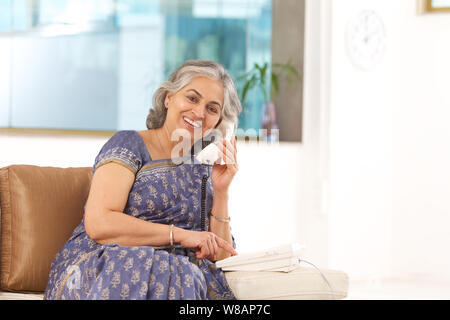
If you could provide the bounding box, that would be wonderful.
[44,60,242,300]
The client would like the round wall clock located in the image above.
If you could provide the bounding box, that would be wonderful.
[346,10,387,71]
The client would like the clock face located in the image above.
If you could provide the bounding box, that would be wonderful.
[346,10,387,71]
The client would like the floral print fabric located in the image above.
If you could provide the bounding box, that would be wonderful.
[44,130,236,300]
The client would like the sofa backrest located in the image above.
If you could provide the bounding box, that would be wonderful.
[0,165,92,292]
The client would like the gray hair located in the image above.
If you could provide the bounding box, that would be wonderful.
[146,60,242,135]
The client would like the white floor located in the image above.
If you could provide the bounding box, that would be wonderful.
[345,277,450,300]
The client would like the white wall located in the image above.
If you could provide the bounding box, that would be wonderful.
[307,0,450,283]
[391,0,450,282]
[0,133,107,168]
[327,0,394,281]
[0,37,11,127]
[301,0,334,268]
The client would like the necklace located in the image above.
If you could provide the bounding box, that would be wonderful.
[155,129,170,159]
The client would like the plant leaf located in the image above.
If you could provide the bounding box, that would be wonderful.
[271,72,279,96]
[286,64,300,79]
[241,73,259,103]
[261,62,267,80]
[241,80,251,103]
[272,62,284,69]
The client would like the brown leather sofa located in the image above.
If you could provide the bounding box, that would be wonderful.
[0,165,349,300]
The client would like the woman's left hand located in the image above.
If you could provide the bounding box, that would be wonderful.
[211,136,238,194]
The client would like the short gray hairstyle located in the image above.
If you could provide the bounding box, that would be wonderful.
[146,60,242,135]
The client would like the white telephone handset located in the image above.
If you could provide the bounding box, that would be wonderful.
[195,121,234,165]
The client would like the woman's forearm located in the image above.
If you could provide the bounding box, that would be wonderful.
[86,210,186,247]
[209,192,234,260]
[85,194,234,260]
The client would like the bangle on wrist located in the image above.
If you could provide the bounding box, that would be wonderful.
[169,224,174,252]
[209,210,230,223]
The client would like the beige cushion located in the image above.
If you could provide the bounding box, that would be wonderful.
[225,267,349,300]
[0,291,44,300]
[0,165,92,292]
[1,267,348,300]
[0,267,349,300]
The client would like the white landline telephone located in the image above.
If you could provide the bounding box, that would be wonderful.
[195,121,235,165]
[215,243,306,272]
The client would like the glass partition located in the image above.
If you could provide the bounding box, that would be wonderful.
[0,0,272,133]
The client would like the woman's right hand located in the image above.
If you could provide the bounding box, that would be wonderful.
[174,228,237,261]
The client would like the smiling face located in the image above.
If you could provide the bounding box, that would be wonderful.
[163,76,224,142]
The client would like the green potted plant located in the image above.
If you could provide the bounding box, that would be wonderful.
[238,60,301,139]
